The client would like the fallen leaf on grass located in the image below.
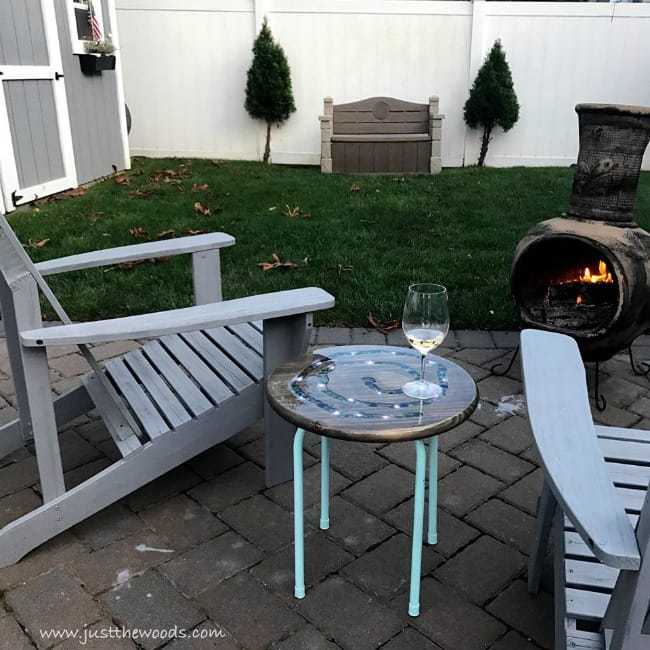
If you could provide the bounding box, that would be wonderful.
[114,174,130,185]
[284,205,301,219]
[63,187,86,198]
[156,229,176,239]
[129,227,148,239]
[258,253,299,271]
[128,189,153,199]
[191,183,209,192]
[150,168,189,184]
[368,312,400,334]
[117,260,146,270]
[350,183,361,192]
[336,264,353,277]
[283,204,312,219]
[185,228,207,235]
[193,202,211,216]
[28,238,50,249]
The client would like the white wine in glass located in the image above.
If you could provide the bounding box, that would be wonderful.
[402,284,449,400]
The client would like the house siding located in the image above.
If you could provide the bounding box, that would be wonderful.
[55,0,127,185]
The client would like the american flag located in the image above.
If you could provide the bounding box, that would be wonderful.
[88,0,102,41]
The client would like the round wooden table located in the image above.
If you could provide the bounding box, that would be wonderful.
[267,345,478,616]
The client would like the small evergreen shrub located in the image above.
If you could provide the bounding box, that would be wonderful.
[244,19,296,164]
[464,40,519,167]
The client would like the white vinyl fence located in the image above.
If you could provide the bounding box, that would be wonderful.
[116,0,650,168]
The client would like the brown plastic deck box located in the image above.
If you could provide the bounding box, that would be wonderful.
[319,96,443,175]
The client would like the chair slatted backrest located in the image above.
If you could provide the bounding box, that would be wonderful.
[332,96,429,135]
[521,329,640,570]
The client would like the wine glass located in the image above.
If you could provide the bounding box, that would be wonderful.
[402,283,449,399]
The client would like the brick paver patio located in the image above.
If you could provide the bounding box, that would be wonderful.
[1,327,649,649]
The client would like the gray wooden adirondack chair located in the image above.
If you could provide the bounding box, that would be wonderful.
[0,215,334,567]
[522,329,650,650]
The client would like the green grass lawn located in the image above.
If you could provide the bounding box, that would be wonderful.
[9,159,650,329]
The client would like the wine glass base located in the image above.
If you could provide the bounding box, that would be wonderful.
[402,380,443,400]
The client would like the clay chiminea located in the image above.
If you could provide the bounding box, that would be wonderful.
[511,104,650,361]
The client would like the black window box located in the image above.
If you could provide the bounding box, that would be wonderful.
[79,54,116,75]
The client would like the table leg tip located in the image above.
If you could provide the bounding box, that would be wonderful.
[320,519,330,530]
[408,604,420,617]
[295,587,305,599]
[427,535,438,545]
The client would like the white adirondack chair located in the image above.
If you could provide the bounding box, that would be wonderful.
[0,215,334,566]
[522,329,650,650]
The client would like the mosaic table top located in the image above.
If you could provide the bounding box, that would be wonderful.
[267,345,478,442]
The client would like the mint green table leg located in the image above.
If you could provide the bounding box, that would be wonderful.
[320,436,330,530]
[428,436,438,545]
[408,440,427,617]
[293,428,306,599]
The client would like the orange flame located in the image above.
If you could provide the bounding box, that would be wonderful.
[579,260,613,285]
[574,260,613,305]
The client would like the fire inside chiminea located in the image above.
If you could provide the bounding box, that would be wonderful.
[512,103,650,362]
[514,238,619,336]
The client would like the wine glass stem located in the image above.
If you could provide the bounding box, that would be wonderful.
[420,353,426,383]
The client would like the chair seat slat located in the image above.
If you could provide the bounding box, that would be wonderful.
[160,335,233,406]
[616,486,647,513]
[596,425,650,444]
[82,373,142,456]
[566,631,605,649]
[181,331,253,394]
[123,349,192,429]
[566,587,609,621]
[141,341,213,417]
[204,327,263,381]
[598,437,650,465]
[605,461,650,488]
[228,323,263,354]
[565,559,619,590]
[565,531,595,560]
[105,359,169,438]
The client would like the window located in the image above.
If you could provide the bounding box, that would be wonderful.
[67,0,105,55]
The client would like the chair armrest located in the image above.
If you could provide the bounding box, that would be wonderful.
[21,288,334,347]
[35,233,235,276]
